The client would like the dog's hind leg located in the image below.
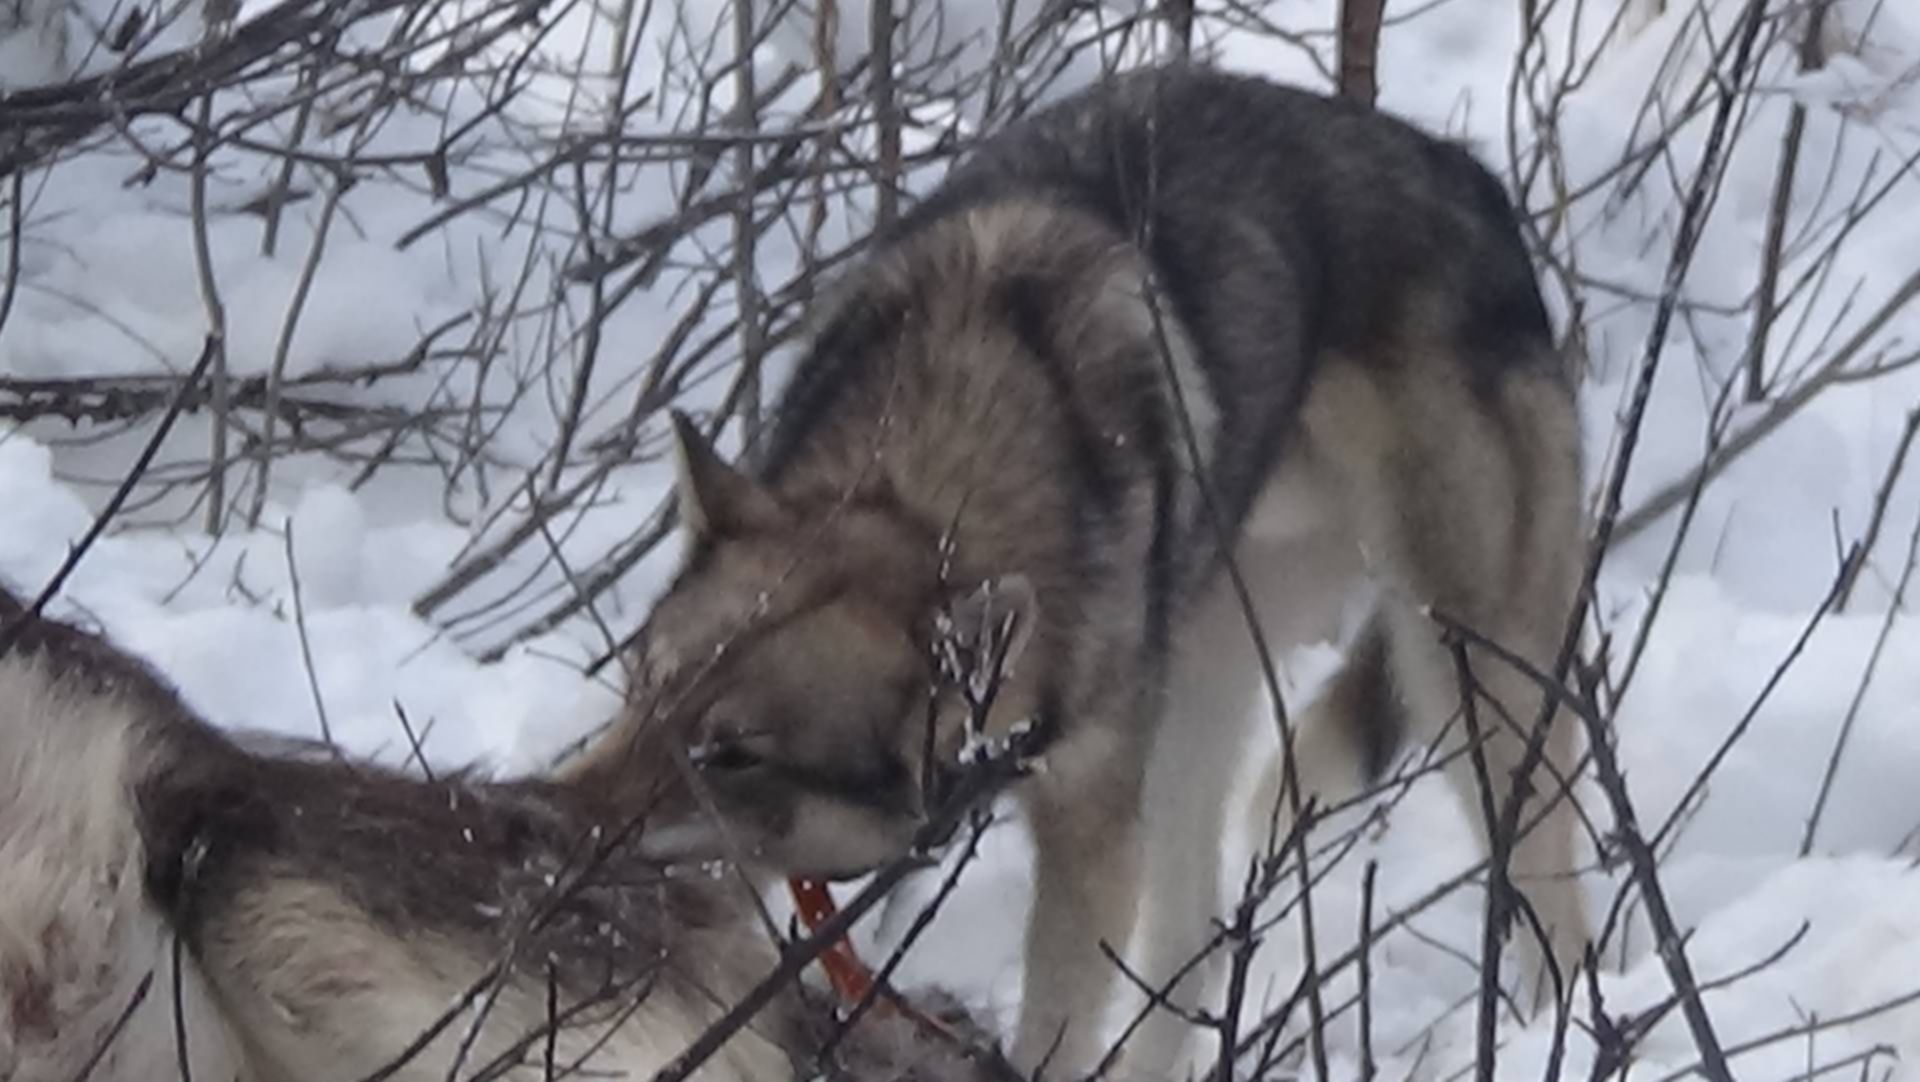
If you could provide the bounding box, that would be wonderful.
[1302,354,1590,1014]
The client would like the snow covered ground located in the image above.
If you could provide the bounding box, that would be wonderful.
[3,0,1919,1077]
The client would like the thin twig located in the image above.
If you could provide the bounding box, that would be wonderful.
[869,0,900,228]
[0,170,22,343]
[188,73,232,537]
[250,170,351,527]
[1447,635,1511,1082]
[1358,860,1378,1082]
[1802,490,1920,856]
[0,339,216,656]
[1742,0,1834,401]
[70,971,155,1082]
[1834,408,1920,611]
[170,931,196,1082]
[730,0,765,444]
[259,62,319,259]
[282,522,337,750]
[391,700,436,782]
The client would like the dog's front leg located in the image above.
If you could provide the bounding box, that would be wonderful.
[1010,733,1145,1080]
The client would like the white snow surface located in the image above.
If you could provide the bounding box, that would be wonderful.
[3,0,1919,1078]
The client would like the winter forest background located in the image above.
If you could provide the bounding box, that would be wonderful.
[2,0,1919,1077]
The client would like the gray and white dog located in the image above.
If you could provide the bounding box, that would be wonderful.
[590,65,1588,1078]
[0,589,1005,1082]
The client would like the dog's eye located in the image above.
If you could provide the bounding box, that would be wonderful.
[691,738,763,773]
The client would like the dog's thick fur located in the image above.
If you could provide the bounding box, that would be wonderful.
[0,591,1003,1082]
[582,67,1588,1078]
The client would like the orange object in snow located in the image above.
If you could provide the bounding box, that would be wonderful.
[787,876,881,1007]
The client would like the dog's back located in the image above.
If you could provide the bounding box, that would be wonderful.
[892,67,1561,540]
[761,66,1563,598]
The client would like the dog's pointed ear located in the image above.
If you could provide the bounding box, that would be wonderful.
[941,574,1039,681]
[669,410,784,539]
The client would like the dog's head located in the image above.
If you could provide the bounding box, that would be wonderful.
[594,414,1039,880]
